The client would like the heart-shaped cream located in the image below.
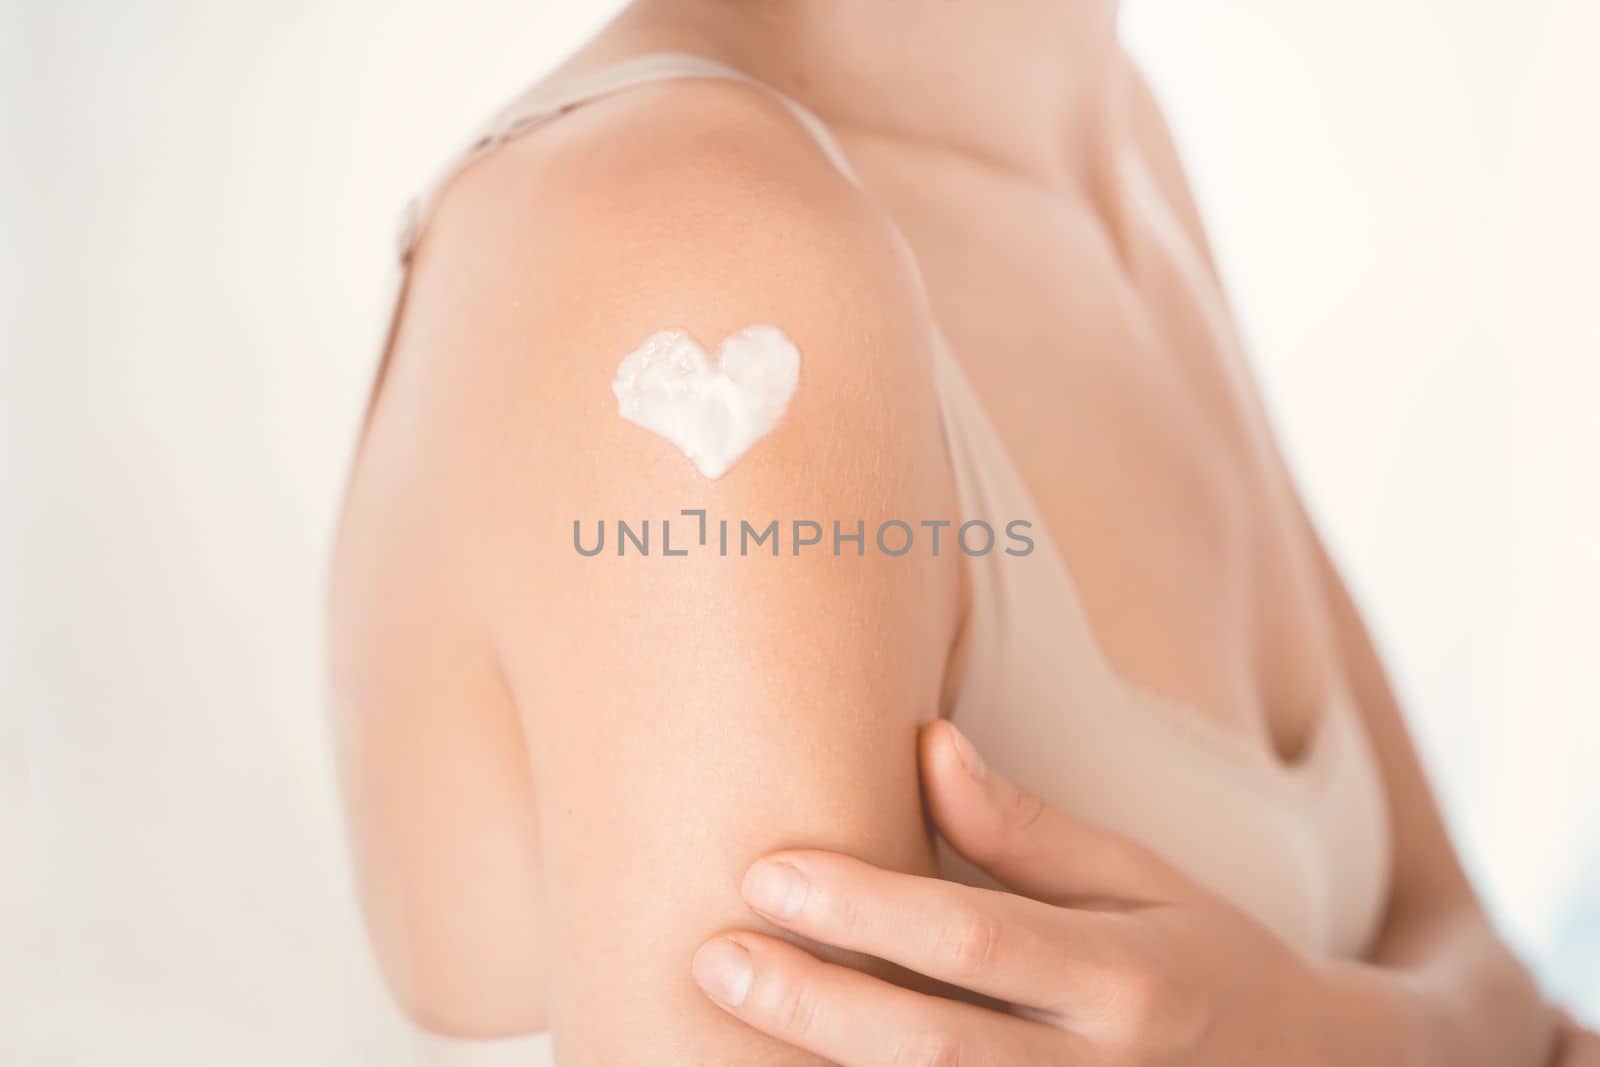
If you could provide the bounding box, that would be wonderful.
[611,326,801,479]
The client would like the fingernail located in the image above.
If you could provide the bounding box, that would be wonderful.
[946,722,987,780]
[743,860,809,920]
[692,938,753,1008]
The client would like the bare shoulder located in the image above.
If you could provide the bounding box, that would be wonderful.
[415,70,926,351]
[415,70,939,394]
[380,72,961,623]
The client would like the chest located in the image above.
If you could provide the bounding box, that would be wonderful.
[859,144,1340,760]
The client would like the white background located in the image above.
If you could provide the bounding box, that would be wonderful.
[7,1,1597,1062]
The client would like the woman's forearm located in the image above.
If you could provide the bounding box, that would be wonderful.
[1301,518,1558,1066]
[1313,910,1555,1067]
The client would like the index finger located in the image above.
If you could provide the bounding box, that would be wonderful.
[692,931,1084,1067]
[740,849,1131,1015]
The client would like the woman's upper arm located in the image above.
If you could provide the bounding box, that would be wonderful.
[428,87,964,1062]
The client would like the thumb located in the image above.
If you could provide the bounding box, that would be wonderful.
[919,719,1187,906]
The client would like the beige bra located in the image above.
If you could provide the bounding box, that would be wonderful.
[384,51,1393,964]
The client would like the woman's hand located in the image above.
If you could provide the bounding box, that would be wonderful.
[690,720,1334,1065]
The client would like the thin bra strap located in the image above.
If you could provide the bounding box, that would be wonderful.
[396,51,861,263]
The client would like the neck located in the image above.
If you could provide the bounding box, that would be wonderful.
[623,0,1125,180]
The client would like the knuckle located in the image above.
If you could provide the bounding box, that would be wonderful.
[767,973,820,1038]
[935,900,1004,978]
[1100,949,1211,1056]
[893,1030,969,1067]
[1005,787,1048,836]
[814,879,864,940]
[1110,961,1171,1028]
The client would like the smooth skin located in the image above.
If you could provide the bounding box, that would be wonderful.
[328,0,1579,1062]
[697,722,1600,1065]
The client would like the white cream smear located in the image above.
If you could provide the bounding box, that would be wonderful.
[611,325,801,479]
